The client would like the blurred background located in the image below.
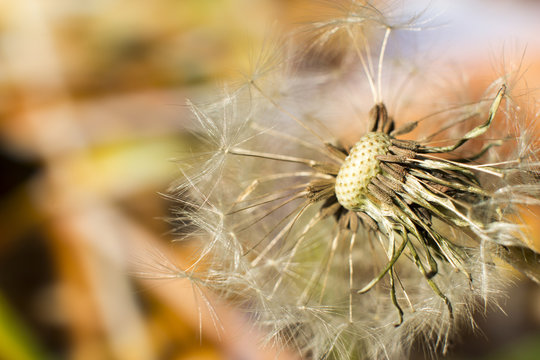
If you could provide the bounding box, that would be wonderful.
[0,0,539,359]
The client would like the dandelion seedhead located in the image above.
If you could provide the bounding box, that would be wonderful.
[167,2,540,359]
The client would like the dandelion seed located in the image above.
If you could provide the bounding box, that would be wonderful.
[167,2,540,359]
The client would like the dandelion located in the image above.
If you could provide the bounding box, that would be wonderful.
[167,2,540,359]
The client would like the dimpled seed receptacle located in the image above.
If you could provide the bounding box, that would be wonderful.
[335,132,391,210]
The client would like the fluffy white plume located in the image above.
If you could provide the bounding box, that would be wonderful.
[165,2,540,359]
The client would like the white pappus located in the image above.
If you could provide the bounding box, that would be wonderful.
[166,2,540,359]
